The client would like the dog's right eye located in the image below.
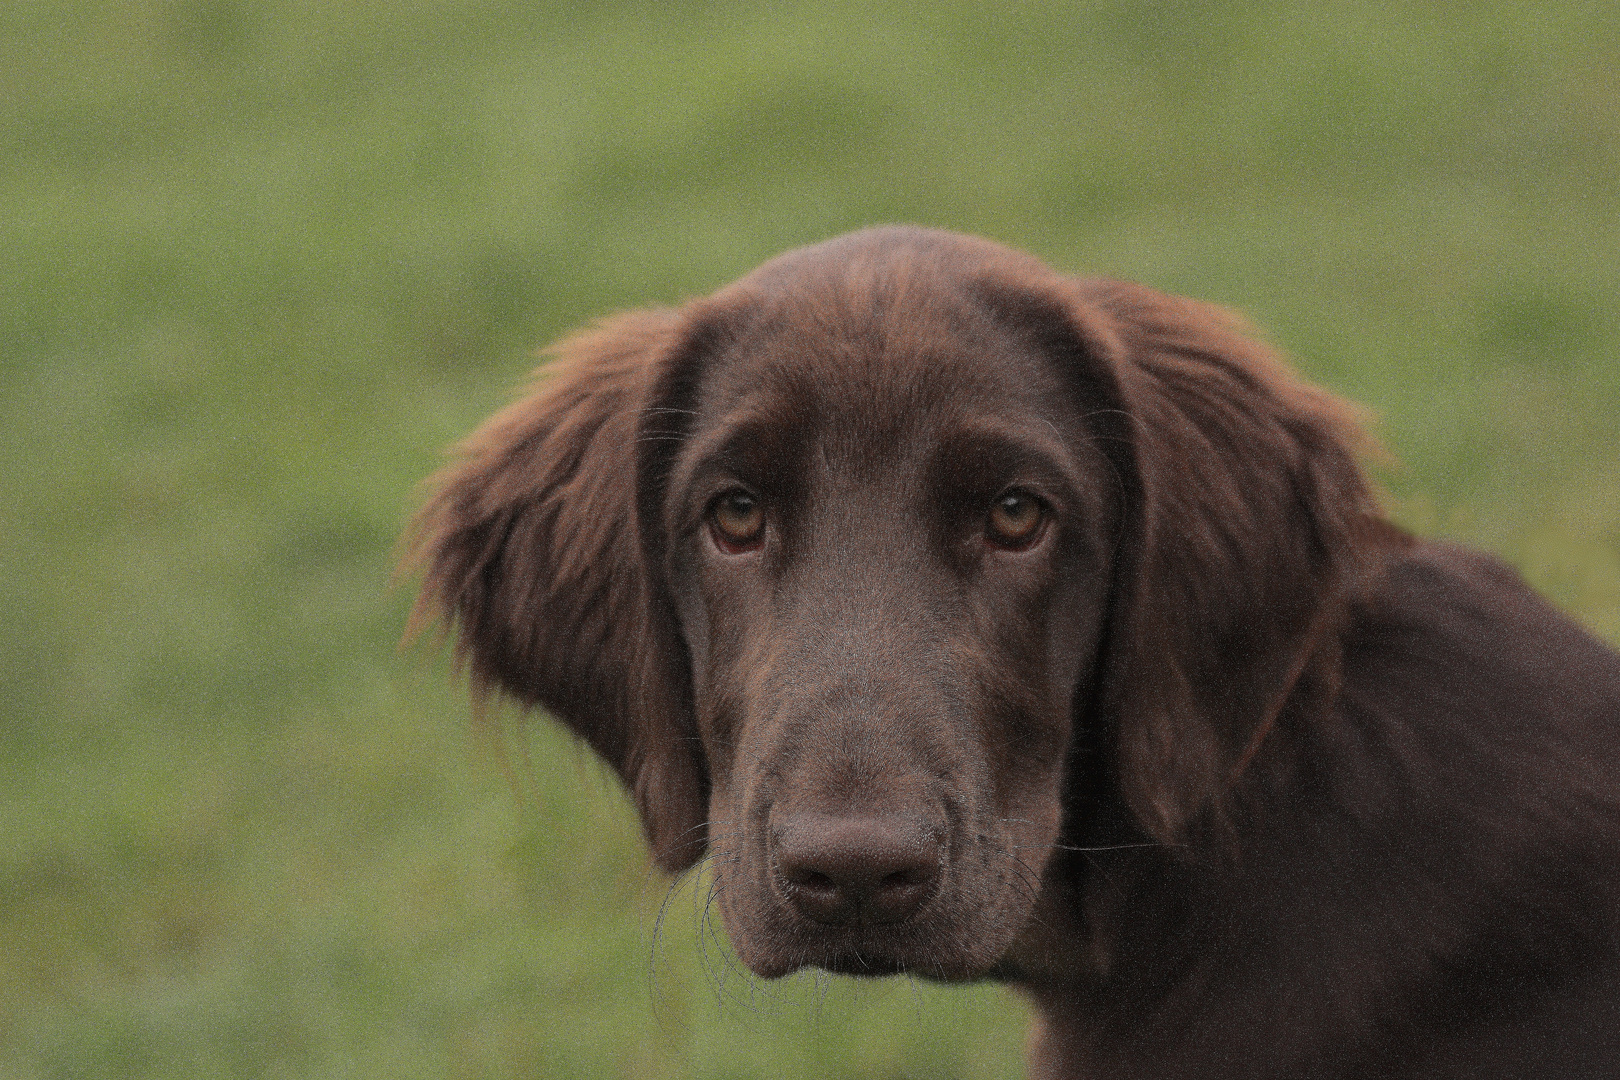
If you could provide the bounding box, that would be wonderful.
[710,490,766,552]
[986,489,1045,549]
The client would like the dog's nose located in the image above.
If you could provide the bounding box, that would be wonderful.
[771,811,941,925]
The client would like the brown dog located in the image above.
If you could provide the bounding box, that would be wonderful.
[406,228,1620,1078]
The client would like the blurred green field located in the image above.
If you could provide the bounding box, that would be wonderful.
[2,2,1617,1077]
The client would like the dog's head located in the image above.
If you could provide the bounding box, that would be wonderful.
[406,227,1380,980]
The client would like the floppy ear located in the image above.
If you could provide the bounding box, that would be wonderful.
[978,272,1386,845]
[1088,280,1390,843]
[404,307,710,872]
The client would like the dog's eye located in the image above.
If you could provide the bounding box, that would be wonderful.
[710,490,766,552]
[986,490,1044,549]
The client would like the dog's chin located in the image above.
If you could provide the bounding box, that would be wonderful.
[739,942,1001,982]
[727,918,1015,983]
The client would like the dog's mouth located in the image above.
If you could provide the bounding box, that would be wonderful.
[808,949,912,978]
[740,919,997,981]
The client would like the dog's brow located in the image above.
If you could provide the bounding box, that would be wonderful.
[931,420,1087,494]
[680,407,813,490]
[939,419,1069,464]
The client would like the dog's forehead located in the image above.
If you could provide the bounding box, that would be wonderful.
[697,272,1062,445]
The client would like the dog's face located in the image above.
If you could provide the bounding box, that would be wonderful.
[650,282,1121,978]
[408,227,1375,984]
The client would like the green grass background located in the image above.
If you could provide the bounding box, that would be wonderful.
[3,2,1617,1077]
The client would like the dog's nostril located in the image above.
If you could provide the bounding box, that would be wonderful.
[772,811,941,927]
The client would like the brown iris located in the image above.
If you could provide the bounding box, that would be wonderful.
[986,490,1044,548]
[710,490,765,551]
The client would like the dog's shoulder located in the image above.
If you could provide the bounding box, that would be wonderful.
[1347,540,1613,718]
[1328,537,1620,916]
[1344,539,1620,739]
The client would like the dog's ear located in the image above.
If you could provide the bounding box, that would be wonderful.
[1086,280,1387,844]
[977,272,1384,845]
[404,307,712,872]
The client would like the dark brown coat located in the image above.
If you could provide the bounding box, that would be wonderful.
[406,227,1620,1078]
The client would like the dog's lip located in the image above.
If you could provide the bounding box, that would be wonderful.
[751,918,999,981]
[785,942,994,982]
[810,951,910,977]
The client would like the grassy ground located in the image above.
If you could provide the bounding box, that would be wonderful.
[3,2,1617,1077]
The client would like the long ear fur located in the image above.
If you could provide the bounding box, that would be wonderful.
[1086,280,1389,844]
[403,308,709,872]
[978,270,1389,846]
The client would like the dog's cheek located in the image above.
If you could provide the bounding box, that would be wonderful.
[978,704,1070,931]
[700,742,786,972]
[708,821,801,978]
[702,785,756,947]
[1006,780,1066,876]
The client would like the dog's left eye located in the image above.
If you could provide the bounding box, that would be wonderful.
[710,490,766,552]
[986,490,1045,549]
